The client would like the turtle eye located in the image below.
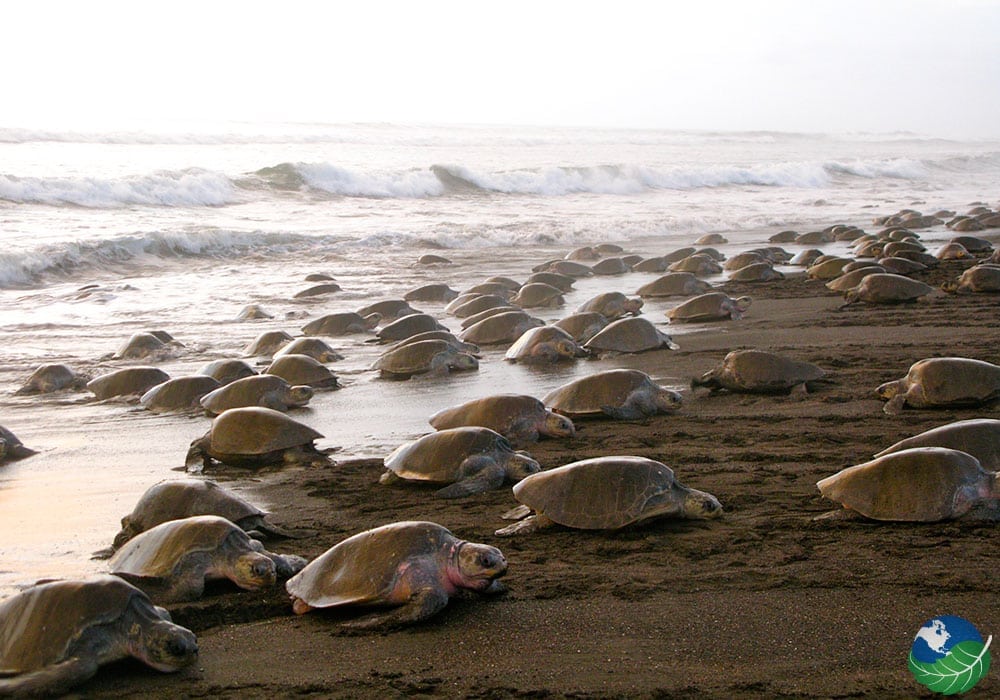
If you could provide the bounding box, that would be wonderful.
[477,553,494,568]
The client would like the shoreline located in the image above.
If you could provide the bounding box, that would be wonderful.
[55,245,1000,698]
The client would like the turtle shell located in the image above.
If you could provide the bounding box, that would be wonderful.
[524,271,575,292]
[376,313,446,341]
[874,418,1000,470]
[576,292,639,319]
[404,284,460,303]
[429,395,546,435]
[545,369,645,415]
[356,300,417,322]
[584,317,676,353]
[848,273,934,303]
[384,427,514,482]
[87,367,170,400]
[265,354,338,388]
[109,515,251,578]
[511,456,687,529]
[273,337,344,363]
[891,357,1000,407]
[206,407,323,456]
[511,283,564,308]
[140,376,221,413]
[301,312,376,336]
[116,479,266,546]
[504,325,583,362]
[590,257,630,275]
[15,363,87,395]
[285,521,457,609]
[635,273,711,298]
[552,312,609,343]
[702,350,827,393]
[200,375,308,415]
[450,295,510,318]
[460,311,544,345]
[198,359,257,385]
[816,447,992,521]
[0,576,153,674]
[114,333,167,359]
[666,292,745,322]
[729,262,784,282]
[242,330,293,356]
[372,340,472,376]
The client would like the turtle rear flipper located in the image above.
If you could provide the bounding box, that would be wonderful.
[343,586,450,630]
[0,656,100,697]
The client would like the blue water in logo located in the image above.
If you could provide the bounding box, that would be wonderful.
[911,615,985,663]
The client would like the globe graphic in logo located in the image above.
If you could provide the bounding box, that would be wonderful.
[909,616,992,695]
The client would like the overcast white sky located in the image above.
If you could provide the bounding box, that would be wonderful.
[5,0,1000,137]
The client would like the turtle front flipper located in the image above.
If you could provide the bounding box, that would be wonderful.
[0,656,100,697]
[268,553,308,578]
[343,586,450,630]
[600,397,651,420]
[494,513,555,537]
[434,460,506,498]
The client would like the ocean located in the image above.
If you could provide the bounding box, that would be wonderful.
[1,121,998,595]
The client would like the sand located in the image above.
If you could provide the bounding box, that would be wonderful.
[20,258,1000,698]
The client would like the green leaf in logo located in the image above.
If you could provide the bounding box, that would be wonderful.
[908,635,992,695]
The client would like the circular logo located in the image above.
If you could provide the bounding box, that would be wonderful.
[909,616,992,695]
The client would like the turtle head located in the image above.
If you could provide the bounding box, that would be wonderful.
[543,410,576,438]
[450,352,479,371]
[654,387,684,412]
[682,488,724,519]
[508,452,542,481]
[690,371,720,392]
[363,313,382,330]
[232,551,277,590]
[288,385,314,406]
[624,296,644,315]
[731,296,752,318]
[126,596,198,672]
[452,542,508,591]
[874,378,901,400]
[112,518,140,550]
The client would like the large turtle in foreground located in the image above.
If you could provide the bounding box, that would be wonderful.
[108,515,307,603]
[542,369,682,420]
[428,394,575,446]
[816,447,1000,521]
[186,407,332,470]
[691,350,829,394]
[285,521,507,628]
[0,576,198,697]
[381,427,540,498]
[111,478,299,550]
[874,418,1000,470]
[495,456,723,536]
[875,357,1000,414]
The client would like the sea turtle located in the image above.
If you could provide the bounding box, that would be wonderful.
[504,325,588,363]
[381,427,539,497]
[111,478,299,550]
[495,456,723,536]
[140,376,221,413]
[542,369,682,420]
[198,359,257,385]
[385,330,480,355]
[668,254,722,275]
[417,254,452,265]
[445,293,484,314]
[112,332,175,360]
[511,283,565,308]
[935,242,971,261]
[769,230,799,243]
[242,330,294,357]
[841,273,935,307]
[428,394,575,446]
[460,310,544,345]
[666,292,751,322]
[87,367,170,400]
[304,272,336,282]
[695,233,728,245]
[728,262,785,282]
[0,425,37,463]
[806,257,852,280]
[583,317,679,354]
[200,375,313,415]
[691,350,828,394]
[949,235,993,253]
[460,305,518,330]
[108,515,307,603]
[795,230,834,245]
[293,283,342,299]
[662,246,697,263]
[14,363,89,395]
[404,283,460,303]
[788,248,824,266]
[722,252,767,271]
[525,271,575,292]
[356,300,419,323]
[301,312,380,336]
[235,303,273,320]
[875,357,1000,414]
[944,264,1000,294]
[825,266,886,292]
[483,276,523,291]
[631,256,669,273]
[635,272,712,298]
[874,419,1000,470]
[552,312,609,343]
[0,576,197,697]
[816,447,1000,521]
[576,291,643,320]
[273,337,345,363]
[462,283,515,299]
[565,246,599,261]
[877,256,926,275]
[285,521,507,627]
[545,260,593,277]
[372,339,478,379]
[450,294,510,318]
[376,313,447,342]
[264,354,339,389]
[185,407,332,470]
[590,257,630,275]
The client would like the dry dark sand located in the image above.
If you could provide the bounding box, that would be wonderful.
[81,261,998,699]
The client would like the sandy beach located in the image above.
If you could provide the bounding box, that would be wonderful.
[40,248,997,699]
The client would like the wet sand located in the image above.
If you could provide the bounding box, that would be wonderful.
[68,258,1000,699]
